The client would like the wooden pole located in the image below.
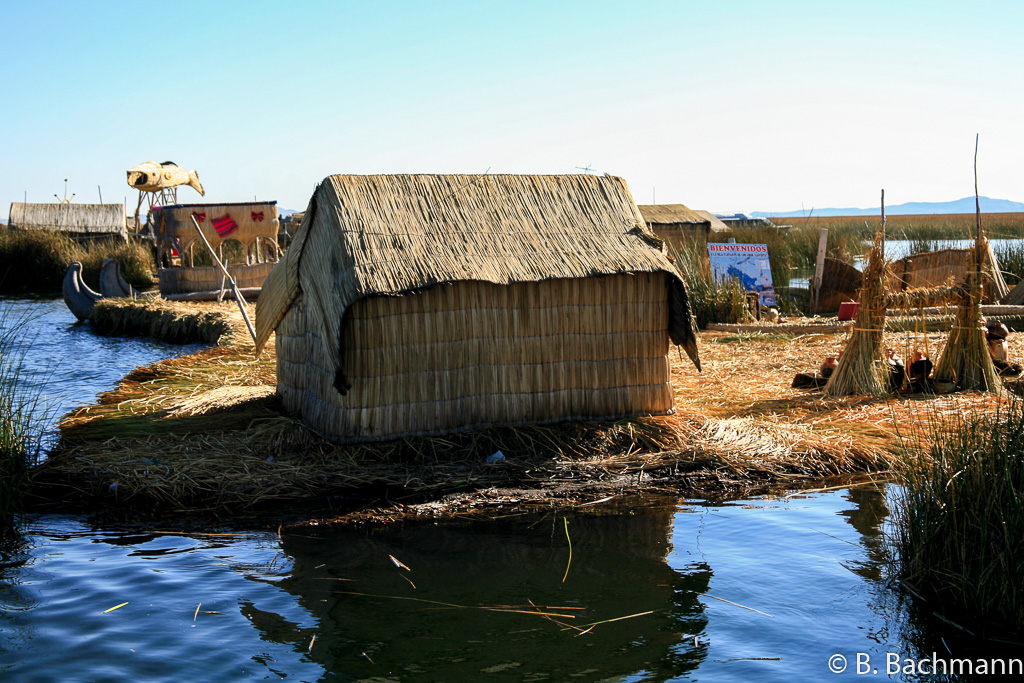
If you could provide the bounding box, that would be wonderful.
[811,228,828,314]
[190,215,258,345]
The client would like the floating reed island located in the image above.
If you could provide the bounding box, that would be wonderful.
[28,300,1018,519]
[27,173,1021,521]
[27,295,902,518]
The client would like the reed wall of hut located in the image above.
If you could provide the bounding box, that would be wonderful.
[256,174,700,442]
[884,246,1008,304]
[7,202,128,240]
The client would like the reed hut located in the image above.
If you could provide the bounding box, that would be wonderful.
[638,204,730,248]
[150,201,280,297]
[7,202,128,240]
[255,174,700,442]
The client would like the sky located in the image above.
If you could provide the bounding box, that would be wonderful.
[3,0,1023,216]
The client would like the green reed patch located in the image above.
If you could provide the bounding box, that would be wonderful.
[0,229,155,294]
[0,306,49,525]
[890,395,1024,631]
[668,241,750,328]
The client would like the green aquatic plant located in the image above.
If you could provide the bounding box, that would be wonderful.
[889,395,1024,631]
[668,241,750,328]
[0,229,154,294]
[0,306,49,525]
[995,240,1024,286]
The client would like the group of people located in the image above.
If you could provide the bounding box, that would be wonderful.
[802,320,1020,392]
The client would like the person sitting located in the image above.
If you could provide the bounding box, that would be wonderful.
[907,350,933,392]
[820,356,839,379]
[986,321,1022,376]
[885,348,905,393]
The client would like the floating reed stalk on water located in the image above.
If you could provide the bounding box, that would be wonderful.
[0,228,154,294]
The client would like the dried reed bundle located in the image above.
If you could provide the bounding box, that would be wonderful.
[884,280,961,310]
[934,147,1002,395]
[933,235,1002,393]
[824,226,888,397]
[89,298,235,345]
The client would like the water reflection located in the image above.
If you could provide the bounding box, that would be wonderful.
[276,508,711,681]
[1,489,1001,682]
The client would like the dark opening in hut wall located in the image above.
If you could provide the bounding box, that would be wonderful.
[277,274,674,441]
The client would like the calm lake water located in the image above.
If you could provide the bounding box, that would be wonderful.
[0,299,1004,681]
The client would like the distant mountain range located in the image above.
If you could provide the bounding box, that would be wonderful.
[752,196,1024,218]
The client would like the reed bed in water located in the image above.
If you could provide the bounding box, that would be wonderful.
[0,228,154,293]
[890,394,1024,631]
[0,306,49,522]
[776,212,1024,243]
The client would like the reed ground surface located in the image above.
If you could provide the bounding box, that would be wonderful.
[27,299,1013,525]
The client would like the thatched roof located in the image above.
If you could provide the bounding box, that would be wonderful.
[8,202,127,237]
[256,173,699,368]
[694,210,730,233]
[638,204,729,233]
[638,203,706,225]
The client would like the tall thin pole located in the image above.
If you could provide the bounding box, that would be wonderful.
[879,189,886,268]
[974,134,983,279]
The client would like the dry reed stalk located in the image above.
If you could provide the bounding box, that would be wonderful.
[824,225,889,397]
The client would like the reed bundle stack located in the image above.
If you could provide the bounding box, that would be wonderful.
[933,233,1002,393]
[824,229,888,397]
[255,174,700,442]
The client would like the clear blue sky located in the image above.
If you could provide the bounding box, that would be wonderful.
[3,0,1022,216]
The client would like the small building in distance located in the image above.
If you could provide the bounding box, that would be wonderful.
[7,202,128,241]
[638,204,730,249]
[256,173,700,443]
[714,213,779,230]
